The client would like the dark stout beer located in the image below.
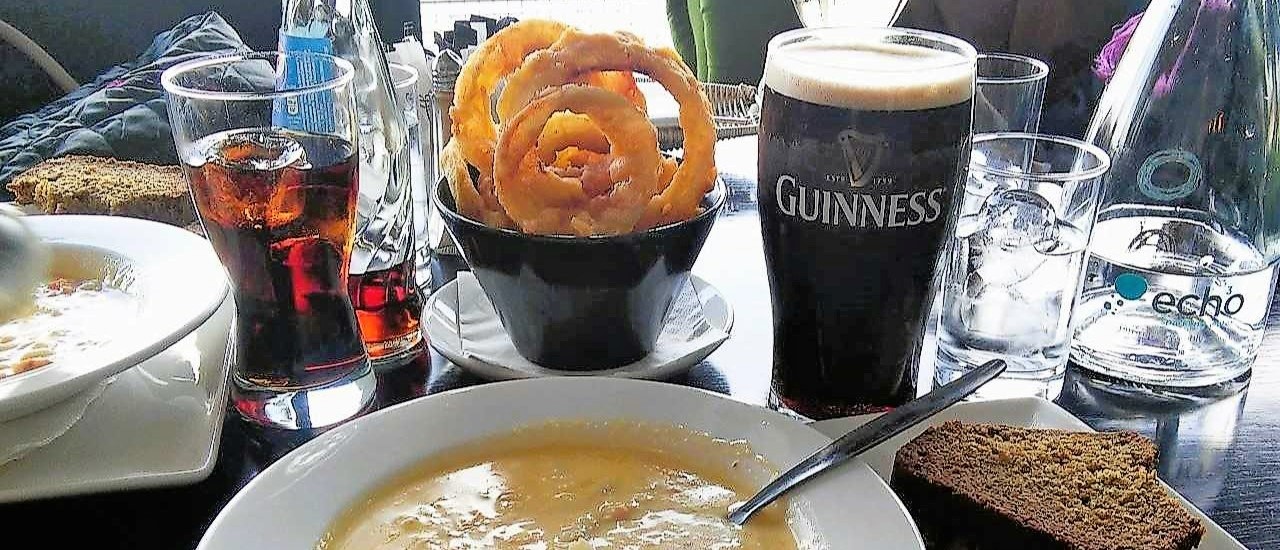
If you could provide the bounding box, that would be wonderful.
[184,129,370,390]
[758,29,976,419]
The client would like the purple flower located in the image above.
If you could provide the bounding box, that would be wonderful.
[1094,12,1144,83]
[1094,0,1235,90]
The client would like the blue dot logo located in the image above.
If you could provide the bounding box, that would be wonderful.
[1114,273,1148,300]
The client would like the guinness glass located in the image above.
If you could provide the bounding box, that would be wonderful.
[758,27,976,419]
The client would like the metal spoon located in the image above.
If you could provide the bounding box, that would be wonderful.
[728,359,1007,526]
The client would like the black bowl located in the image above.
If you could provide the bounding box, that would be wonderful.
[434,177,725,370]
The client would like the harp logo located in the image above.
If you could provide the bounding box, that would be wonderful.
[837,130,886,188]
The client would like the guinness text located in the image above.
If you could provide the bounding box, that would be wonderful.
[774,174,945,228]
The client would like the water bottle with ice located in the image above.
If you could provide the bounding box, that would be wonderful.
[1072,0,1280,387]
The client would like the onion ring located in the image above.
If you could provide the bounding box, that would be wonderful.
[450,20,646,198]
[561,148,615,198]
[498,28,717,228]
[494,85,660,236]
[441,138,514,228]
[536,112,611,163]
[547,150,677,213]
[656,156,678,193]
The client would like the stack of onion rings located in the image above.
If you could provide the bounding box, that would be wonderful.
[448,20,647,226]
[444,20,716,236]
[497,28,717,228]
[495,85,660,235]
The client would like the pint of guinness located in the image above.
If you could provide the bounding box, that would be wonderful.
[758,27,977,419]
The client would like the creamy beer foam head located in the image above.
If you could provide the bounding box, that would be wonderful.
[765,34,976,111]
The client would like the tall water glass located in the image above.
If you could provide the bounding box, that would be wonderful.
[957,54,1052,223]
[389,62,432,291]
[162,52,376,429]
[974,53,1049,134]
[930,53,1050,349]
[935,133,1110,400]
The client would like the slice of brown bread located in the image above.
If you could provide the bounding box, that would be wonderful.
[892,421,1204,550]
[6,155,195,226]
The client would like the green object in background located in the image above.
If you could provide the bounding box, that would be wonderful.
[667,0,802,84]
[666,0,700,78]
[686,0,709,80]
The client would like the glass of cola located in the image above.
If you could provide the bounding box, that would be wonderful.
[162,51,376,429]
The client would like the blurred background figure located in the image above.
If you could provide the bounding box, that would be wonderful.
[896,0,1145,138]
[658,0,1145,139]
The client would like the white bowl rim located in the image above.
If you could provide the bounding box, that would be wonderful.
[198,377,924,549]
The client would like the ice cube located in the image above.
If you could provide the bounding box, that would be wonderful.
[212,131,305,172]
[964,189,1063,284]
[959,273,1056,351]
[968,231,1048,285]
[979,189,1060,249]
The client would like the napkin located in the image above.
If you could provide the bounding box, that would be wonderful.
[0,375,114,467]
[455,272,729,375]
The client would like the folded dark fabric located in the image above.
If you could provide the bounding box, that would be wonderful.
[896,0,1143,139]
[0,11,248,192]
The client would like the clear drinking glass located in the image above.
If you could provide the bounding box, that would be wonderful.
[960,54,1051,219]
[974,53,1049,134]
[388,62,432,291]
[930,53,1051,351]
[162,51,376,429]
[792,0,909,26]
[935,133,1110,400]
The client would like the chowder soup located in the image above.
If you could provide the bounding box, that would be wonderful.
[319,420,799,549]
[0,276,137,380]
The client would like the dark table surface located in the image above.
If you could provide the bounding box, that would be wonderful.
[2,136,1276,548]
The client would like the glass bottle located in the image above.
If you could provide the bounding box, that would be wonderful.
[1072,0,1280,387]
[280,0,424,366]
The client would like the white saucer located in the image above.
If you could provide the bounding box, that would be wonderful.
[425,274,733,380]
[0,294,234,503]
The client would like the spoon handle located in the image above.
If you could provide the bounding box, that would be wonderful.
[727,359,1007,526]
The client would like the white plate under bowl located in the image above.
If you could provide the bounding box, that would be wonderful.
[425,275,733,380]
[0,293,234,503]
[810,398,1246,550]
[0,215,228,421]
[199,378,924,550]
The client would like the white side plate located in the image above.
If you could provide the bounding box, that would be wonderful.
[0,294,234,503]
[810,398,1247,550]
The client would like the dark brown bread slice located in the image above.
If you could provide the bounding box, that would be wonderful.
[6,155,195,226]
[892,421,1204,550]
